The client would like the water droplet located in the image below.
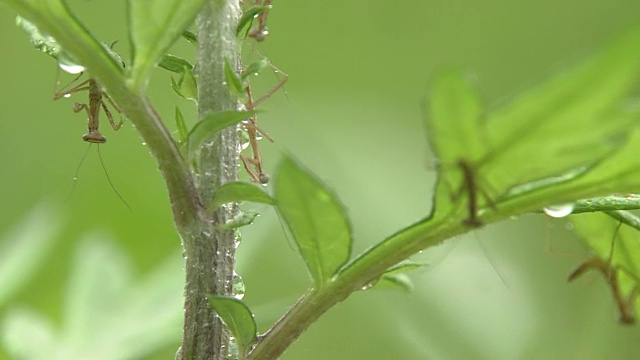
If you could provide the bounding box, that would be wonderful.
[141,142,146,146]
[232,273,245,299]
[58,62,85,74]
[543,203,574,218]
[63,93,71,98]
[360,282,374,291]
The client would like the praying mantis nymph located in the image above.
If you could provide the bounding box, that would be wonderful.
[54,71,130,210]
[239,54,288,184]
[53,73,123,143]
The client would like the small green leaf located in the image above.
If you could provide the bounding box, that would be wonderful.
[159,54,194,74]
[384,262,425,275]
[208,296,257,354]
[128,0,207,88]
[171,66,198,102]
[370,262,424,292]
[225,58,246,99]
[180,67,198,101]
[275,156,353,288]
[215,209,259,230]
[237,6,270,38]
[187,111,255,156]
[241,59,270,84]
[182,30,197,44]
[377,273,415,292]
[175,106,188,144]
[211,181,275,210]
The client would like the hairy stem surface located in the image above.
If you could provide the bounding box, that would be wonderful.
[179,0,241,359]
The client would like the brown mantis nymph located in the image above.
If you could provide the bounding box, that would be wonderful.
[54,71,129,209]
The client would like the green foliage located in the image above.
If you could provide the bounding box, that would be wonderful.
[6,0,640,358]
[159,54,194,74]
[210,181,275,210]
[425,28,640,228]
[174,106,189,144]
[187,110,256,156]
[208,296,257,356]
[171,66,198,102]
[374,262,425,292]
[128,0,207,88]
[275,156,353,288]
[1,237,183,359]
[224,58,247,101]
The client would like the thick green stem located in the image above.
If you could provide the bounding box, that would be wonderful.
[179,0,241,359]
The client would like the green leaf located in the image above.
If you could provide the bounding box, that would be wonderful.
[275,156,353,288]
[175,106,188,144]
[241,59,269,84]
[182,29,197,44]
[377,273,415,292]
[237,6,270,38]
[370,262,424,292]
[159,54,194,74]
[187,110,255,156]
[481,29,640,196]
[171,66,198,102]
[128,0,207,89]
[208,296,257,354]
[425,29,640,225]
[383,261,425,275]
[211,181,275,210]
[225,58,246,99]
[425,70,484,165]
[215,209,260,230]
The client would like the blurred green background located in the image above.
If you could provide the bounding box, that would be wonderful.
[1,1,640,359]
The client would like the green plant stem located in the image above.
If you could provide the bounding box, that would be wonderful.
[179,0,241,359]
[248,188,640,359]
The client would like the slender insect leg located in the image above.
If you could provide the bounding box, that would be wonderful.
[101,101,123,130]
[568,258,639,325]
[251,50,289,107]
[54,75,90,100]
[242,85,270,184]
[102,92,123,114]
